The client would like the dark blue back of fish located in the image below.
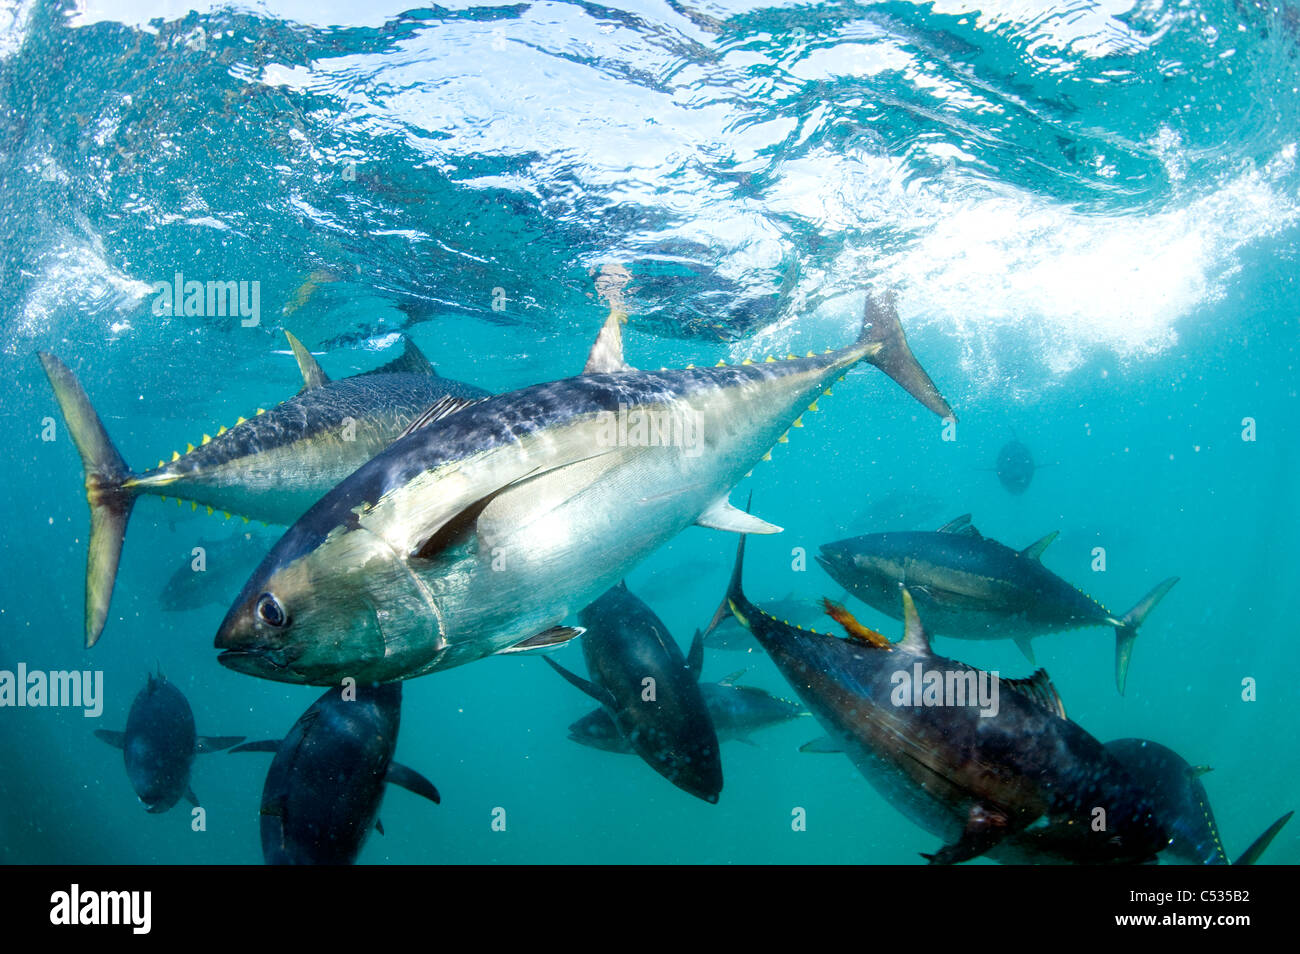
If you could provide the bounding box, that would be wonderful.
[124,677,197,813]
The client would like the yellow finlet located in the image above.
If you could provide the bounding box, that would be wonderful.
[792,416,804,428]
[236,416,247,425]
[715,359,726,367]
[242,516,250,524]
[741,357,753,365]
[823,387,833,396]
[222,511,231,520]
[160,495,168,503]
[171,451,180,462]
[686,364,694,369]
[217,425,228,435]
[186,443,194,453]
[806,351,815,357]
[206,506,214,515]
[201,434,211,445]
[786,353,796,360]
[761,451,772,461]
[777,433,789,443]
[256,408,266,415]
[191,502,197,511]
[157,460,164,469]
[764,355,775,363]
[808,400,819,411]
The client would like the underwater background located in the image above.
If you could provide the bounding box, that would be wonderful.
[1,0,1297,864]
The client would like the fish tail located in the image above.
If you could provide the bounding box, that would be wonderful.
[1113,576,1180,695]
[858,288,954,420]
[37,352,138,648]
[1233,810,1293,865]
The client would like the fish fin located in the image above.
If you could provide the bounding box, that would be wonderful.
[1019,530,1058,561]
[496,626,585,655]
[858,288,953,419]
[93,729,126,749]
[718,669,748,687]
[686,628,704,680]
[544,656,618,708]
[37,351,138,648]
[385,761,442,805]
[1013,634,1036,665]
[361,336,437,376]
[184,787,200,808]
[1002,669,1067,720]
[284,330,329,389]
[397,394,485,440]
[411,482,517,561]
[1233,811,1294,866]
[1189,764,1214,778]
[583,306,633,374]
[735,735,758,747]
[822,598,892,648]
[799,735,845,754]
[696,496,782,535]
[936,514,980,537]
[1114,577,1179,695]
[375,819,385,836]
[193,735,245,754]
[897,589,932,654]
[921,804,1012,865]
[228,739,281,754]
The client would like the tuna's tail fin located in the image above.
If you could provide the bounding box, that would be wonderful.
[859,289,954,420]
[38,352,138,648]
[1113,577,1179,695]
[1233,810,1293,866]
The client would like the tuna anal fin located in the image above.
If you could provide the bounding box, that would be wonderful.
[284,330,329,389]
[496,626,585,655]
[194,735,245,754]
[1233,811,1294,866]
[94,729,126,749]
[921,804,1011,865]
[385,761,442,805]
[184,787,200,808]
[1013,634,1036,665]
[686,628,704,680]
[696,497,782,535]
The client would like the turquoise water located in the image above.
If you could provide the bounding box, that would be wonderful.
[1,0,1297,864]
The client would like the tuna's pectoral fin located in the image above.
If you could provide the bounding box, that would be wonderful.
[686,628,704,681]
[921,804,1012,865]
[496,626,585,655]
[695,497,782,535]
[227,739,281,755]
[284,330,329,390]
[385,762,442,805]
[194,735,245,754]
[184,787,200,808]
[544,657,618,709]
[1233,811,1293,866]
[1013,634,1036,665]
[799,735,845,754]
[859,289,954,420]
[94,729,126,749]
[1114,577,1179,695]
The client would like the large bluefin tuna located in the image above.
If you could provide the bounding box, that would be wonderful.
[816,514,1178,693]
[94,671,243,813]
[719,522,1171,864]
[214,289,954,685]
[38,334,487,647]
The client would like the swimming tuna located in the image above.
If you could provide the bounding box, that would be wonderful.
[720,525,1171,864]
[214,289,953,685]
[995,438,1035,494]
[94,672,243,813]
[39,333,488,648]
[1104,738,1292,865]
[568,668,807,752]
[816,514,1178,693]
[229,682,440,865]
[547,582,723,802]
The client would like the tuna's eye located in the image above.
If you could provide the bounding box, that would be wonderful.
[256,593,287,628]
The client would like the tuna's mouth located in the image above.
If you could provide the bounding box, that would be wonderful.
[217,647,302,680]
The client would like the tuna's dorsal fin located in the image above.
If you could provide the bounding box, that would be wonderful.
[361,336,437,377]
[1013,634,1036,665]
[898,589,931,654]
[696,496,782,534]
[800,735,845,754]
[583,308,633,374]
[284,330,330,389]
[823,598,892,648]
[398,394,485,441]
[385,761,442,805]
[496,626,585,655]
[544,657,618,709]
[686,629,704,680]
[1002,669,1067,720]
[1020,530,1059,561]
[193,735,245,754]
[936,514,980,538]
